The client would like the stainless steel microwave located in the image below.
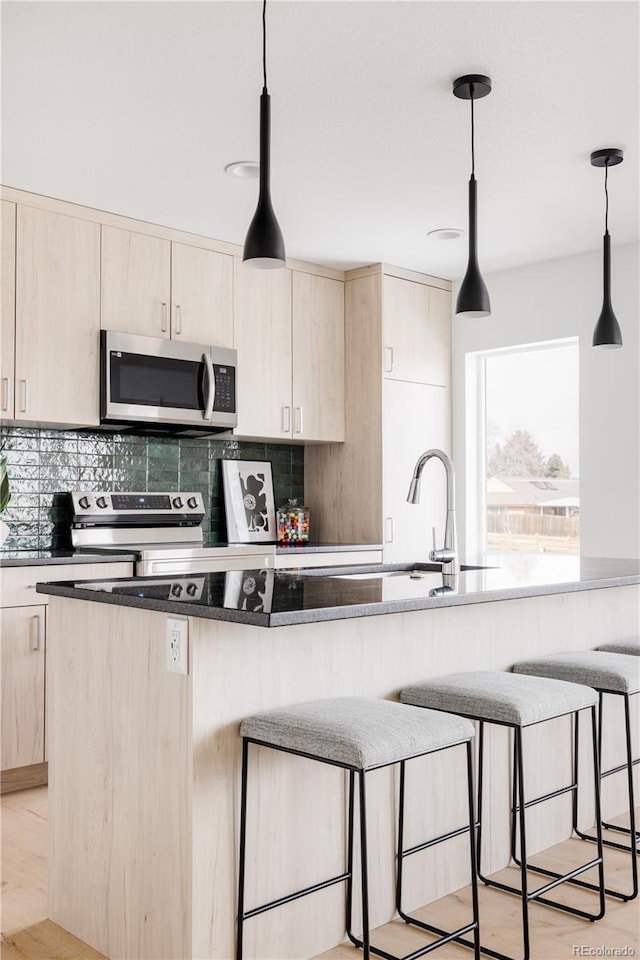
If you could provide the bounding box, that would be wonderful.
[100,331,237,434]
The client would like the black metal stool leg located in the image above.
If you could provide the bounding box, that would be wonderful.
[515,728,531,960]
[396,760,407,919]
[510,729,519,865]
[476,721,489,884]
[466,740,482,960]
[590,705,607,919]
[346,770,358,946]
[509,709,606,914]
[573,693,638,900]
[236,738,249,960]
[601,695,640,842]
[359,770,371,960]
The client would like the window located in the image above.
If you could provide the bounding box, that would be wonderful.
[468,339,579,558]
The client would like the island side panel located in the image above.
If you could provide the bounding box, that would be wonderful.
[47,597,192,960]
[191,585,639,960]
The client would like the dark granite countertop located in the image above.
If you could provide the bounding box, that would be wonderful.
[36,555,640,627]
[0,549,137,567]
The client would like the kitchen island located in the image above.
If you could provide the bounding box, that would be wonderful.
[38,556,640,960]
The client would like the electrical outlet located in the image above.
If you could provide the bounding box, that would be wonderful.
[166,617,188,675]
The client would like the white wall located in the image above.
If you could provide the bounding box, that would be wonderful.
[453,242,640,560]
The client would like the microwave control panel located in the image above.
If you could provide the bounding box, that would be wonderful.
[213,365,235,412]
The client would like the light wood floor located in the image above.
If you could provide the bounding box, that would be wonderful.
[1,787,639,960]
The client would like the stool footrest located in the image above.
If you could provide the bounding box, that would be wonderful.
[527,857,601,900]
[401,822,473,859]
[602,756,639,779]
[242,871,349,920]
[402,916,508,960]
[480,857,604,922]
[515,781,576,812]
[601,819,640,839]
[357,918,478,960]
[576,825,640,853]
[515,856,634,902]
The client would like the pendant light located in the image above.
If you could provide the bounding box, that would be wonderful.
[591,149,624,349]
[242,0,286,269]
[453,74,492,318]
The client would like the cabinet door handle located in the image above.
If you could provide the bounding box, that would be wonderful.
[385,345,394,373]
[19,379,28,413]
[161,301,168,333]
[385,517,394,543]
[174,304,182,335]
[1,377,10,412]
[32,615,42,651]
[294,406,303,434]
[282,406,291,433]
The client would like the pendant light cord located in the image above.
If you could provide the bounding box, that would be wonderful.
[604,162,609,235]
[470,86,476,177]
[262,0,268,93]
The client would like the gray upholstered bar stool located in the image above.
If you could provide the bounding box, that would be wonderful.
[597,637,640,656]
[236,696,480,960]
[401,671,605,960]
[513,651,640,901]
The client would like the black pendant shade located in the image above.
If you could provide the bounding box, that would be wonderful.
[453,74,492,318]
[591,149,624,349]
[243,1,286,269]
[456,177,491,317]
[243,91,286,269]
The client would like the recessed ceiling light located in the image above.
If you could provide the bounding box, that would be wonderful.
[225,161,260,180]
[427,228,465,241]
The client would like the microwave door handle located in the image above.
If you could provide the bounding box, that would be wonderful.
[203,353,215,420]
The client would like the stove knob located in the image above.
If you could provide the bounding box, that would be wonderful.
[187,497,198,509]
[172,496,184,509]
[186,582,198,597]
[78,496,91,509]
[96,496,108,509]
[171,584,183,598]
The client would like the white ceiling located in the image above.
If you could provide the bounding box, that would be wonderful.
[2,1,638,279]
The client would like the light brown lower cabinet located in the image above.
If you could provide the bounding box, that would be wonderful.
[1,605,45,771]
[0,560,133,792]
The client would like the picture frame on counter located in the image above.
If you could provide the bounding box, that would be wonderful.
[222,460,276,543]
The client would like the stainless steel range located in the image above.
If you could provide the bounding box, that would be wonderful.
[70,490,274,576]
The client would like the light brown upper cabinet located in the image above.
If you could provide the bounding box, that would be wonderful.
[101,226,171,338]
[292,272,345,442]
[382,276,451,387]
[1,200,16,418]
[15,206,100,426]
[234,263,292,440]
[171,243,233,347]
[102,228,233,347]
[234,265,345,443]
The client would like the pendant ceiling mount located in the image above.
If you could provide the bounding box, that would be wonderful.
[590,148,624,349]
[453,73,492,319]
[590,148,623,168]
[452,74,492,101]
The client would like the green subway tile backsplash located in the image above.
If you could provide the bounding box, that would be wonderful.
[0,427,304,550]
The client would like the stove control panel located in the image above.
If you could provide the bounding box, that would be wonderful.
[71,491,205,518]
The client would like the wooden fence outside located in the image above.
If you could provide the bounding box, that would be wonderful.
[487,513,580,538]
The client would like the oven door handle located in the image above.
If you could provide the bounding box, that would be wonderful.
[203,353,215,421]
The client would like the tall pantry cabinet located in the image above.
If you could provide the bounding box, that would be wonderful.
[305,265,452,562]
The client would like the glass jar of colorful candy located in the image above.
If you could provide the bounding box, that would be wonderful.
[277,498,310,545]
